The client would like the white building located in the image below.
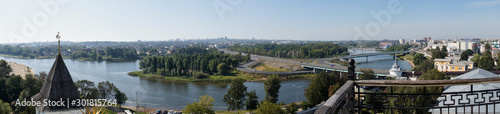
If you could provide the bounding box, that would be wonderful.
[388,61,402,77]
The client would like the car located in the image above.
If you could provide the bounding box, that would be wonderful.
[155,110,162,114]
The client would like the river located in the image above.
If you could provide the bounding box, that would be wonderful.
[349,49,413,71]
[0,49,410,110]
[0,56,310,110]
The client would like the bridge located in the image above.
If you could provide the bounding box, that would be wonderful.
[301,64,389,76]
[342,51,410,59]
[300,62,500,114]
[220,48,407,76]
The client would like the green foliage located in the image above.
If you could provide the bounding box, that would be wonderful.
[229,43,349,59]
[255,100,284,114]
[299,100,314,110]
[0,60,12,77]
[245,90,259,111]
[217,63,230,75]
[412,53,425,66]
[183,94,215,114]
[0,99,12,114]
[460,49,474,60]
[358,69,375,80]
[222,78,247,111]
[471,54,480,67]
[114,88,128,106]
[431,47,447,59]
[75,80,99,99]
[6,76,23,102]
[264,75,281,103]
[412,59,434,72]
[305,71,346,106]
[285,103,299,114]
[97,81,116,99]
[140,52,245,76]
[478,51,495,71]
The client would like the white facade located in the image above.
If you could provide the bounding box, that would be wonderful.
[388,61,402,77]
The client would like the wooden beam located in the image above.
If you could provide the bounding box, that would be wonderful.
[315,81,354,114]
[356,77,500,87]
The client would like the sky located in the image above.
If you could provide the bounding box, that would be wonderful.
[1,0,500,43]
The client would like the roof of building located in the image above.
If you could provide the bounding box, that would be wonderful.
[448,63,467,66]
[434,58,452,62]
[430,69,500,113]
[32,54,81,112]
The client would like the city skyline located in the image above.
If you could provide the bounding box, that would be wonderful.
[1,0,500,43]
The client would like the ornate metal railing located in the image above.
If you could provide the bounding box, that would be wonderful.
[315,77,500,114]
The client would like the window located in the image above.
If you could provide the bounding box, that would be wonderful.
[459,67,463,70]
[452,67,455,70]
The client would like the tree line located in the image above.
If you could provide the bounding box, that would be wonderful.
[0,60,127,113]
[0,45,138,61]
[139,51,250,77]
[229,43,349,59]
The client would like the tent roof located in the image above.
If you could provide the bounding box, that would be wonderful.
[32,54,81,112]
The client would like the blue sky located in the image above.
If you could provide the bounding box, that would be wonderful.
[1,0,500,43]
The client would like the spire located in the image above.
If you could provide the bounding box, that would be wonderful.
[56,32,61,54]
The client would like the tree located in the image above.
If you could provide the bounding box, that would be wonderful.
[471,54,480,67]
[223,78,247,111]
[359,69,375,80]
[413,53,425,66]
[75,80,99,99]
[245,90,259,111]
[6,76,22,102]
[217,63,229,75]
[478,52,495,71]
[285,103,299,114]
[0,99,11,114]
[412,59,434,72]
[264,75,281,103]
[255,100,284,114]
[0,60,12,77]
[114,88,128,106]
[183,94,215,114]
[97,81,116,99]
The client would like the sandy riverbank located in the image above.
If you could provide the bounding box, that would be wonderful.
[403,58,415,67]
[8,62,35,79]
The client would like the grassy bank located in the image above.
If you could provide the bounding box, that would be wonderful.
[252,61,291,72]
[128,70,257,83]
[128,70,315,83]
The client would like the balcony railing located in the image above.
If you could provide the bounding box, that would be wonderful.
[314,77,500,114]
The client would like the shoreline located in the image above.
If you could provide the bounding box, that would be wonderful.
[7,62,35,79]
[127,71,314,83]
[403,58,415,67]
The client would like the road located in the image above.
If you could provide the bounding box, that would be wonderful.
[219,48,392,75]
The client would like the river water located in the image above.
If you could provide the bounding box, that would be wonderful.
[349,49,413,71]
[0,56,310,110]
[0,49,410,110]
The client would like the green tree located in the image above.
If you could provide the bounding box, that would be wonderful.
[412,59,434,72]
[478,52,495,71]
[304,71,346,105]
[264,75,281,103]
[413,53,425,65]
[217,63,229,75]
[255,100,284,114]
[97,81,116,99]
[245,90,259,111]
[0,60,12,77]
[222,78,247,111]
[359,69,375,80]
[183,94,215,114]
[0,99,12,114]
[75,80,99,99]
[114,88,128,106]
[471,54,480,67]
[285,103,299,114]
[6,76,22,102]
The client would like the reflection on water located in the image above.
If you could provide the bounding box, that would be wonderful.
[0,56,310,110]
